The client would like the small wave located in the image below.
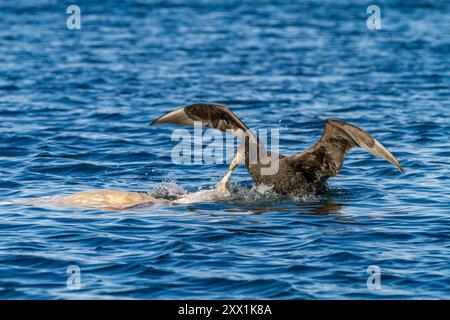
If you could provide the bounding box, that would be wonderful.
[0,201,15,206]
[219,184,320,207]
[149,181,186,200]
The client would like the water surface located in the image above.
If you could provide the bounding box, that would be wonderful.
[0,0,449,299]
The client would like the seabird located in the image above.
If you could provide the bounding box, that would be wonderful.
[151,103,404,195]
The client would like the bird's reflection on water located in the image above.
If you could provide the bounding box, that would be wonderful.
[227,200,344,216]
[179,188,347,216]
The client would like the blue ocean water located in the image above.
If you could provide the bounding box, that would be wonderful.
[0,0,449,299]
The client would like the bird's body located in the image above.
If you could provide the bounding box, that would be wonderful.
[246,154,319,195]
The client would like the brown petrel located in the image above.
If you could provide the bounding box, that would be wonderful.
[151,103,403,195]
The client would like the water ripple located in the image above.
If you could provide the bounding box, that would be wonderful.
[0,0,449,299]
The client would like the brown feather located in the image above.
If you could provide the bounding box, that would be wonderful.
[151,103,256,142]
[291,119,404,179]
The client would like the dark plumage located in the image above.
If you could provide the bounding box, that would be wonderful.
[151,103,403,195]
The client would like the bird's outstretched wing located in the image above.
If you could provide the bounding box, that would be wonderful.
[290,119,403,180]
[150,103,257,142]
[151,103,260,192]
